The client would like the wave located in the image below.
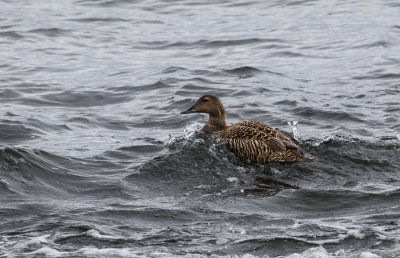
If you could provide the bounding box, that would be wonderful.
[68,17,130,23]
[353,72,400,80]
[350,40,392,49]
[0,121,39,143]
[109,80,168,94]
[269,51,333,59]
[0,131,399,257]
[0,147,85,197]
[27,28,72,37]
[3,237,399,257]
[123,122,400,199]
[224,66,262,77]
[136,38,284,50]
[14,90,132,107]
[124,131,298,198]
[0,147,131,198]
[0,31,24,40]
[292,106,365,122]
[75,0,141,8]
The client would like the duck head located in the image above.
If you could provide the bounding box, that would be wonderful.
[181,95,227,133]
[180,95,225,117]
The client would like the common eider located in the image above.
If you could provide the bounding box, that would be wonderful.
[181,95,313,163]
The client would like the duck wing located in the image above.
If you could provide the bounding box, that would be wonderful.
[234,120,303,155]
[224,138,272,163]
[218,120,304,161]
[223,134,302,163]
[218,123,286,152]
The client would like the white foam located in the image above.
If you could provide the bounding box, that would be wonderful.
[270,167,282,175]
[165,122,204,149]
[281,247,382,258]
[241,254,260,258]
[394,130,400,142]
[227,177,238,183]
[25,246,146,258]
[183,122,203,139]
[77,247,134,257]
[283,246,330,258]
[311,134,356,147]
[86,229,121,240]
[13,234,51,250]
[359,251,380,258]
[288,121,302,142]
[343,229,366,240]
[352,183,400,194]
[236,166,246,173]
[0,178,9,187]
[26,246,67,257]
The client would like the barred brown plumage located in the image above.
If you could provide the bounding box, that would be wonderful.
[181,95,314,163]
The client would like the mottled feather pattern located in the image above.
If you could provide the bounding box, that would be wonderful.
[235,120,295,145]
[225,138,271,163]
[225,138,303,163]
[218,120,305,163]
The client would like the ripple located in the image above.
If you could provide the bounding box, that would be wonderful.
[0,147,83,196]
[226,237,317,257]
[69,17,130,23]
[0,31,24,40]
[0,121,38,142]
[353,72,400,80]
[137,38,284,50]
[350,40,392,49]
[224,66,262,76]
[27,28,71,37]
[0,88,21,99]
[109,80,168,93]
[293,106,365,122]
[20,90,132,107]
[270,51,332,59]
[75,0,139,7]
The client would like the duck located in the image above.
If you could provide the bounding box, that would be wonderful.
[181,95,313,163]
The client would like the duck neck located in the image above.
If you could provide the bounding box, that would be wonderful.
[203,112,227,134]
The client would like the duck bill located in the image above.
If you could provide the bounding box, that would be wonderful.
[180,104,197,114]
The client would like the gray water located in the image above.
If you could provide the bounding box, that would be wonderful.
[1,0,400,257]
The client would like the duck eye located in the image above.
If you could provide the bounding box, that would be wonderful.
[203,99,209,102]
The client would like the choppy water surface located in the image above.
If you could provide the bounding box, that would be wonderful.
[1,0,400,257]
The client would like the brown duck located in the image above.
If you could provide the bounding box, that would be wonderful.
[181,95,313,163]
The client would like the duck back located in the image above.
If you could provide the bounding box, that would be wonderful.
[217,120,305,163]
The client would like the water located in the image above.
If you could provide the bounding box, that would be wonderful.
[1,0,400,257]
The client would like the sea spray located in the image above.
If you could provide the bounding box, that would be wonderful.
[288,121,301,142]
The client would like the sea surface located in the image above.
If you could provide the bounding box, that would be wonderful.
[1,0,400,257]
